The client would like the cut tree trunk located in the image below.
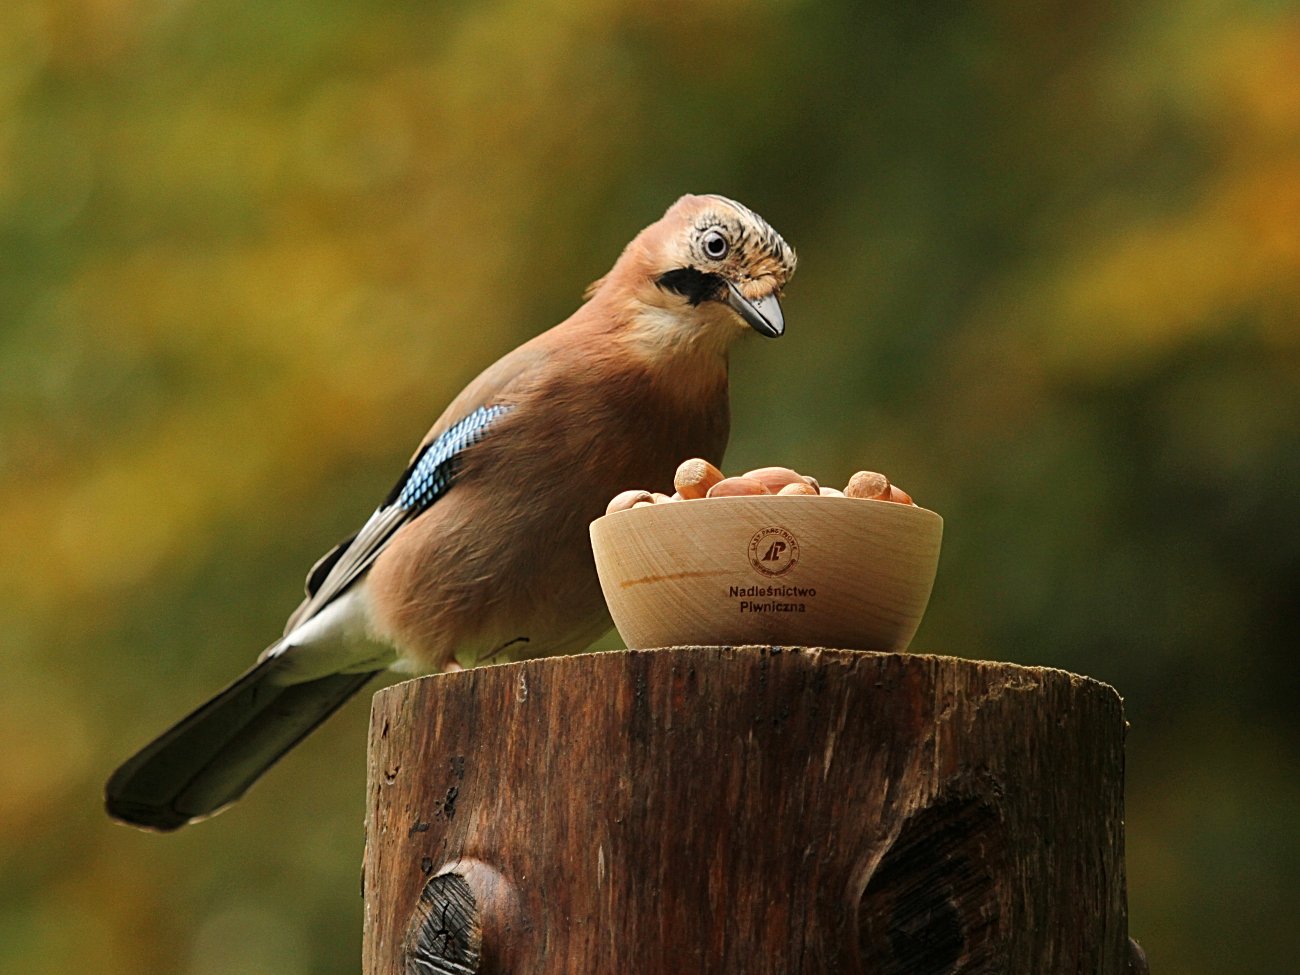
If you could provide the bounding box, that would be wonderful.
[362,646,1133,974]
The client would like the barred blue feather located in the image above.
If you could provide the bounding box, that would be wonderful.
[395,404,513,513]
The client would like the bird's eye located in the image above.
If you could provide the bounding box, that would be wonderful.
[702,230,729,260]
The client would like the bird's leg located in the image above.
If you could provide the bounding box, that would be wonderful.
[479,636,529,663]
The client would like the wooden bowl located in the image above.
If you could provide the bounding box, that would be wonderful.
[589,496,943,651]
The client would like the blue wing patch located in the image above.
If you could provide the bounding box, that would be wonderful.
[390,404,512,514]
[287,403,513,627]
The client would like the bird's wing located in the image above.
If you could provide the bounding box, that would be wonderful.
[283,403,513,634]
[283,322,565,636]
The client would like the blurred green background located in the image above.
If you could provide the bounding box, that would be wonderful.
[2,0,1297,971]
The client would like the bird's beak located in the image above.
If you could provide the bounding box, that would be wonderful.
[725,282,784,338]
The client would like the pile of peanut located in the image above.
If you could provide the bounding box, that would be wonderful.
[606,459,916,514]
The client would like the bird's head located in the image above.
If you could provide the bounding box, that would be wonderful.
[592,194,797,352]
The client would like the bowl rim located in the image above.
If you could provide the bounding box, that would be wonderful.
[591,493,943,529]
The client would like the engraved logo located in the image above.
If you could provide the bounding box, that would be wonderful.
[748,526,799,576]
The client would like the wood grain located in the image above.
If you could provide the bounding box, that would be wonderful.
[363,647,1131,974]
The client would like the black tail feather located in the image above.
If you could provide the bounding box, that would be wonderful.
[106,659,377,831]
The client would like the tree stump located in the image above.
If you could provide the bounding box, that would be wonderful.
[362,646,1133,974]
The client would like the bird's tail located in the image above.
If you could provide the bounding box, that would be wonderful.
[105,656,378,831]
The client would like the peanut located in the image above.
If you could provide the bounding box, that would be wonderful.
[887,484,915,505]
[845,470,891,501]
[742,466,807,493]
[706,476,771,498]
[674,458,724,500]
[778,481,818,496]
[651,492,674,504]
[819,486,846,497]
[606,489,654,514]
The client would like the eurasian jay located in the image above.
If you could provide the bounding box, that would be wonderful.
[106,194,796,831]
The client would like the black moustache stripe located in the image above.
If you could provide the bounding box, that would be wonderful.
[655,268,726,306]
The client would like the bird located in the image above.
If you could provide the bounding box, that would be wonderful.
[105,193,796,831]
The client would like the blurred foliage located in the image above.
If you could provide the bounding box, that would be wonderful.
[1,0,1297,971]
